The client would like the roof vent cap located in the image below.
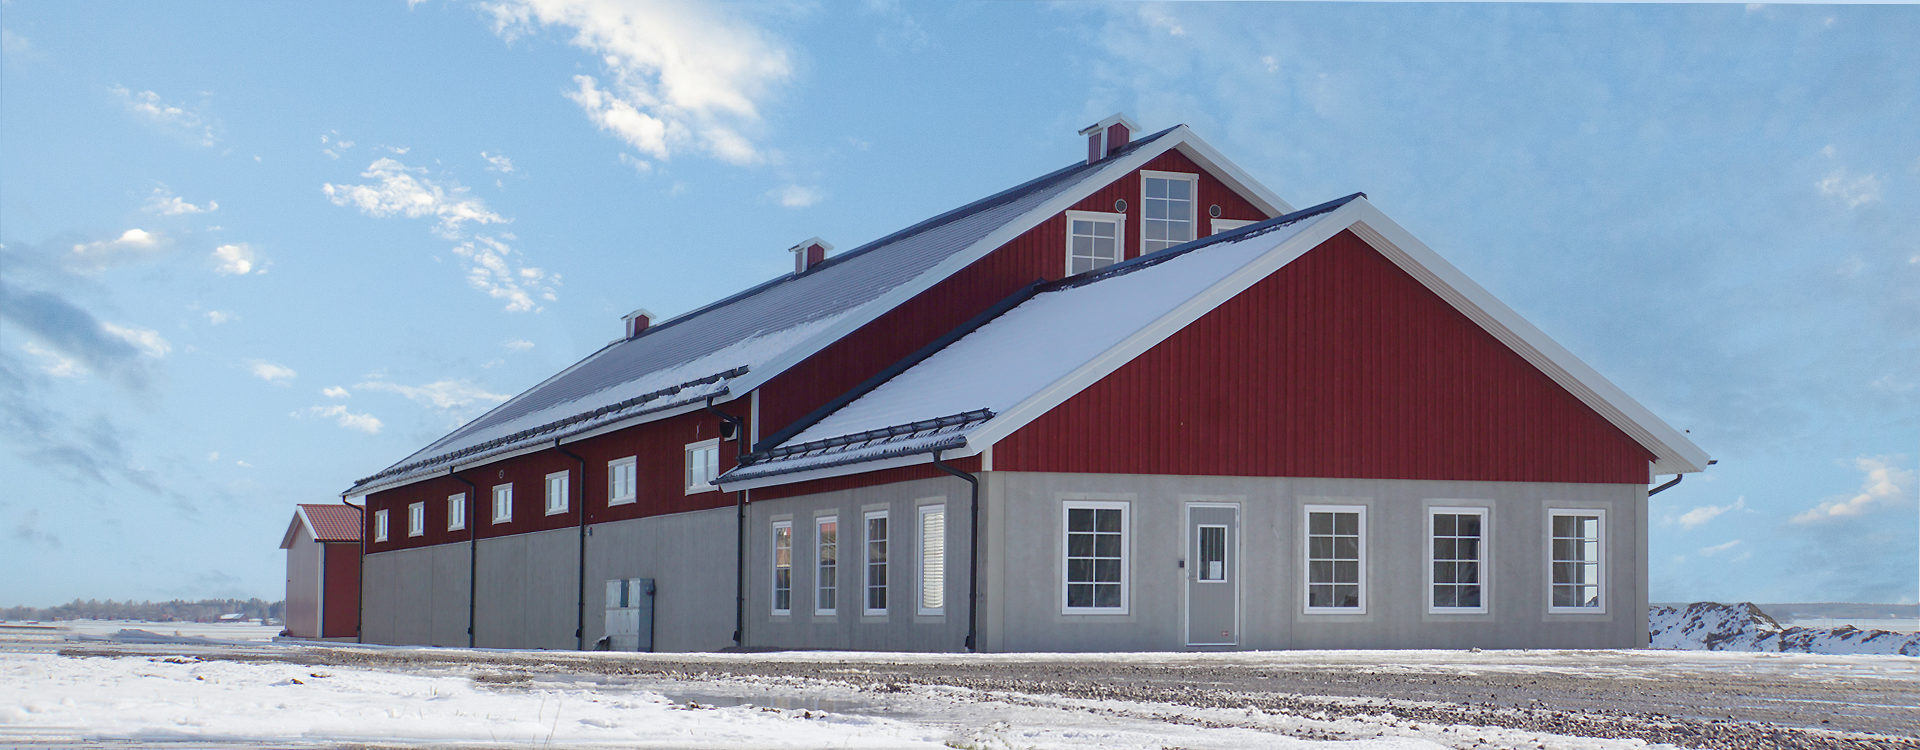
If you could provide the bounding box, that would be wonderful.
[789,237,833,275]
[622,308,655,339]
[1078,113,1141,164]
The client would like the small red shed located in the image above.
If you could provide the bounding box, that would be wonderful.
[280,503,362,640]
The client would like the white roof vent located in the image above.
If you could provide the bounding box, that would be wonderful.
[622,308,655,339]
[1078,113,1141,164]
[789,237,833,275]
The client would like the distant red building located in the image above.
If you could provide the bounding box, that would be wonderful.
[280,504,361,639]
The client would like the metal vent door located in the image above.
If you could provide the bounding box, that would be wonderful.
[603,577,655,652]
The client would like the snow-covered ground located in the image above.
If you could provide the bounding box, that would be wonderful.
[1650,602,1920,655]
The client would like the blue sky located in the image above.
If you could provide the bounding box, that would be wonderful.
[1,1,1914,609]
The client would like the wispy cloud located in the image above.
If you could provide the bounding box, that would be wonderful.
[210,243,265,275]
[205,310,236,325]
[101,323,171,358]
[248,360,297,383]
[144,186,218,215]
[482,151,515,174]
[767,184,822,208]
[320,130,355,160]
[504,339,535,352]
[1674,496,1748,529]
[451,235,557,313]
[292,404,382,434]
[357,377,508,411]
[322,386,351,399]
[0,278,164,390]
[20,341,84,378]
[11,509,61,549]
[1792,456,1917,524]
[1816,168,1883,208]
[1698,539,1743,557]
[68,228,164,274]
[486,0,792,167]
[109,86,217,146]
[323,158,506,239]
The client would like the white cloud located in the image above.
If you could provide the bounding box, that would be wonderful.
[109,86,217,146]
[487,0,792,165]
[356,377,509,411]
[323,157,507,239]
[322,386,351,399]
[21,341,84,378]
[768,184,822,208]
[249,360,297,383]
[211,243,265,275]
[144,186,218,215]
[205,310,236,325]
[504,339,535,351]
[1675,496,1747,529]
[1792,456,1918,524]
[451,234,558,313]
[206,451,220,462]
[1697,539,1743,557]
[293,404,383,434]
[2,29,39,65]
[69,228,163,273]
[482,151,515,174]
[320,131,356,160]
[101,323,171,358]
[234,460,253,468]
[1816,168,1883,208]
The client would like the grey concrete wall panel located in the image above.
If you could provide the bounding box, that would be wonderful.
[475,528,579,650]
[361,544,469,647]
[746,476,973,652]
[582,507,737,653]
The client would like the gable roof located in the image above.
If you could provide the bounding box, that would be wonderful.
[346,124,1292,497]
[719,195,1710,490]
[282,503,362,548]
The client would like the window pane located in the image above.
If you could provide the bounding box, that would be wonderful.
[1457,538,1479,561]
[1144,222,1167,241]
[1334,560,1359,584]
[1093,559,1121,584]
[1433,586,1456,608]
[1335,585,1359,608]
[1309,512,1332,535]
[1145,179,1167,199]
[1095,584,1120,608]
[1095,509,1122,533]
[1308,537,1333,559]
[1308,560,1333,583]
[1093,533,1121,558]
[1067,583,1093,608]
[1434,561,1455,584]
[1068,508,1093,532]
[1068,533,1093,557]
[1459,587,1481,608]
[1434,514,1456,536]
[1168,179,1190,199]
[1308,585,1334,608]
[1334,513,1358,535]
[1434,538,1456,561]
[1458,514,1481,536]
[1553,515,1577,537]
[1334,536,1359,559]
[1458,561,1479,584]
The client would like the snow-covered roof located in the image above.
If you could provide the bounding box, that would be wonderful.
[282,503,362,548]
[346,125,1299,497]
[721,194,1712,489]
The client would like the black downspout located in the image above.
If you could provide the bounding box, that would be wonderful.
[931,452,980,653]
[342,495,364,643]
[554,440,589,651]
[448,469,478,648]
[1647,474,1683,497]
[704,398,748,648]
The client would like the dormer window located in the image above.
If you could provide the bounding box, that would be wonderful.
[1065,210,1125,275]
[1141,171,1198,254]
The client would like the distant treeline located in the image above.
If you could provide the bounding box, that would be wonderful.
[1,598,285,623]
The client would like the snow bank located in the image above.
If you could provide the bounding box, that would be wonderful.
[1650,602,1920,656]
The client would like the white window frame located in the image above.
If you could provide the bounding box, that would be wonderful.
[685,439,720,494]
[491,483,513,524]
[771,519,793,616]
[815,515,839,616]
[373,508,389,542]
[447,493,466,531]
[917,503,947,617]
[1140,169,1199,254]
[1547,508,1607,615]
[1060,499,1131,615]
[1302,504,1368,614]
[863,509,888,616]
[606,456,637,506]
[544,470,570,516]
[1427,506,1490,615]
[407,501,425,537]
[1063,209,1126,276]
[1210,218,1255,235]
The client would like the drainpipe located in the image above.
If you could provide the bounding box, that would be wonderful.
[931,451,980,653]
[341,494,364,643]
[704,397,748,648]
[1649,460,1714,498]
[554,439,588,651]
[448,469,478,648]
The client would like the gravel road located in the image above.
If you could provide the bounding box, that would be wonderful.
[53,642,1920,750]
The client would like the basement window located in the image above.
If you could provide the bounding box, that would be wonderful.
[407,502,425,537]
[1304,504,1366,613]
[373,508,389,543]
[1065,210,1125,275]
[771,520,793,616]
[816,515,839,616]
[1062,500,1129,614]
[1429,506,1488,614]
[1549,509,1606,614]
[545,470,570,516]
[491,484,513,524]
[1141,170,1197,253]
[607,456,637,506]
[447,493,466,532]
[685,439,720,494]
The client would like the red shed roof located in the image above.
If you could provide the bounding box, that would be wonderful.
[283,504,362,548]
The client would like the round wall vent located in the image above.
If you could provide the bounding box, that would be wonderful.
[1209,204,1223,218]
[1113,198,1128,213]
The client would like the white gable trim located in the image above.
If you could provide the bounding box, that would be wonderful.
[281,508,315,550]
[729,126,1290,398]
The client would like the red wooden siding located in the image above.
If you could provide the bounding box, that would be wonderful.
[996,230,1654,484]
[757,150,1268,437]
[364,398,746,553]
[321,542,361,638]
[750,456,980,501]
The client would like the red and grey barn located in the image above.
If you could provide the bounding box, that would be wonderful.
[280,503,362,640]
[339,115,1708,652]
